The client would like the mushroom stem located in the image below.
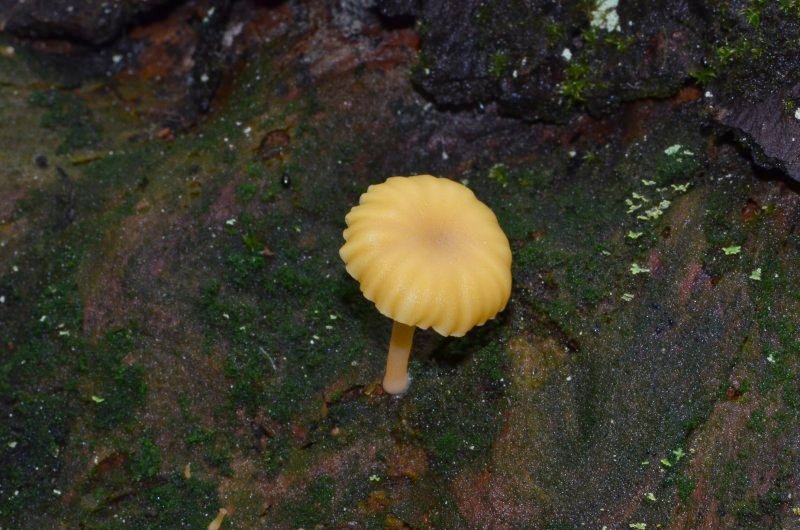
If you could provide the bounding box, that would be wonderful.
[382,320,416,395]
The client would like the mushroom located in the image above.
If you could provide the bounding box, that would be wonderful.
[339,175,512,394]
[207,508,228,530]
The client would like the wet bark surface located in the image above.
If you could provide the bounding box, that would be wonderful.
[1,1,800,529]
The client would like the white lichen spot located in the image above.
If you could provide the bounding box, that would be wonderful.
[591,0,621,32]
[795,107,800,121]
[222,22,244,48]
[664,144,682,156]
[561,47,573,61]
[203,6,216,24]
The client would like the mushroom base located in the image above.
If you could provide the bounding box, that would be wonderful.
[382,320,416,395]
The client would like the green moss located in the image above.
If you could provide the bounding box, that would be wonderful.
[733,488,785,527]
[94,365,146,429]
[88,329,147,430]
[489,50,511,78]
[185,427,213,446]
[0,395,70,521]
[431,430,460,461]
[560,61,591,103]
[655,150,701,185]
[28,89,101,154]
[271,261,316,296]
[225,251,265,288]
[743,0,768,27]
[406,347,508,473]
[272,475,336,527]
[0,169,162,521]
[603,33,635,51]
[689,67,718,85]
[676,474,697,502]
[544,20,565,46]
[130,437,161,481]
[475,342,507,383]
[204,444,233,476]
[488,163,509,186]
[779,0,800,16]
[236,182,258,202]
[746,408,767,432]
[120,474,219,529]
[261,434,290,476]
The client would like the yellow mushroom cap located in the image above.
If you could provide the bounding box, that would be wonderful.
[340,175,512,337]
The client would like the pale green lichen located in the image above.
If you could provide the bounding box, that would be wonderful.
[591,0,621,32]
[722,245,741,255]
